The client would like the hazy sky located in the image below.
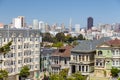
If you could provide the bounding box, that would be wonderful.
[0,0,120,27]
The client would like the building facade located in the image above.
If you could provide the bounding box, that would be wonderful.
[69,37,111,76]
[70,41,95,76]
[0,28,41,80]
[94,38,120,78]
[50,46,73,74]
[41,48,56,72]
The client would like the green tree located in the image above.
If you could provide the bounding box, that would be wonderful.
[59,68,69,79]
[0,40,12,54]
[118,77,120,80]
[42,32,54,42]
[72,71,86,80]
[111,67,120,77]
[0,70,8,80]
[0,41,12,80]
[19,66,30,78]
[52,42,63,48]
[67,77,75,80]
[72,41,79,46]
[50,74,64,80]
[77,34,84,40]
[55,32,65,42]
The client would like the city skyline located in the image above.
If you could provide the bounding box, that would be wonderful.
[0,0,120,27]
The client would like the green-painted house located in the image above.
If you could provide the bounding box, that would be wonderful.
[94,38,120,78]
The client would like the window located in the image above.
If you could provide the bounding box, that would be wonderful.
[115,49,119,55]
[116,61,119,65]
[79,66,81,71]
[64,59,67,64]
[96,59,104,67]
[82,66,84,72]
[113,61,115,65]
[3,38,6,42]
[35,44,39,48]
[86,66,88,72]
[82,55,84,61]
[79,55,81,61]
[18,38,22,42]
[18,52,22,57]
[18,45,22,49]
[73,55,76,60]
[98,51,102,56]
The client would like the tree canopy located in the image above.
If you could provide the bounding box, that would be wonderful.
[111,67,120,77]
[0,70,8,80]
[0,40,12,54]
[59,68,69,79]
[49,69,86,80]
[50,74,64,80]
[52,42,63,48]
[19,66,30,78]
[55,32,65,42]
[77,34,85,40]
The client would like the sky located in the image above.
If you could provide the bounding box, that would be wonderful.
[0,0,120,28]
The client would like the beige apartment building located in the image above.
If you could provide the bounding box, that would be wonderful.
[0,28,41,80]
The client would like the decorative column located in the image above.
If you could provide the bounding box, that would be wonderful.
[84,55,86,61]
[84,65,86,72]
[68,65,71,76]
[77,55,79,62]
[76,65,79,72]
[88,55,90,61]
[88,65,89,72]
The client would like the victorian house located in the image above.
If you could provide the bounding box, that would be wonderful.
[69,37,111,76]
[94,38,120,78]
[50,46,73,74]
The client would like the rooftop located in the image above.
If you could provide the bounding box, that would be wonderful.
[51,45,73,57]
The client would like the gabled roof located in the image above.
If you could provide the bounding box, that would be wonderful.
[51,45,73,57]
[105,38,120,47]
[71,37,111,52]
[96,38,120,48]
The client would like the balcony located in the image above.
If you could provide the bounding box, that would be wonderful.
[51,64,61,68]
[69,60,94,65]
[95,55,105,58]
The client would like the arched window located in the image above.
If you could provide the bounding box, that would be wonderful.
[98,51,102,56]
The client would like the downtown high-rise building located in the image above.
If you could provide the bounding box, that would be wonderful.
[33,19,39,29]
[13,16,25,28]
[39,21,45,33]
[87,17,93,30]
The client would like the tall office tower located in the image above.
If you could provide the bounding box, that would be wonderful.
[39,21,45,33]
[61,23,65,32]
[87,17,93,30]
[13,16,25,28]
[0,28,41,80]
[45,23,49,32]
[75,24,80,33]
[69,18,72,32]
[18,16,25,27]
[13,18,21,28]
[33,19,39,29]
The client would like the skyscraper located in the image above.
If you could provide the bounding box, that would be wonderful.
[18,16,25,27]
[13,16,25,28]
[33,19,39,29]
[39,21,45,33]
[87,17,93,30]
